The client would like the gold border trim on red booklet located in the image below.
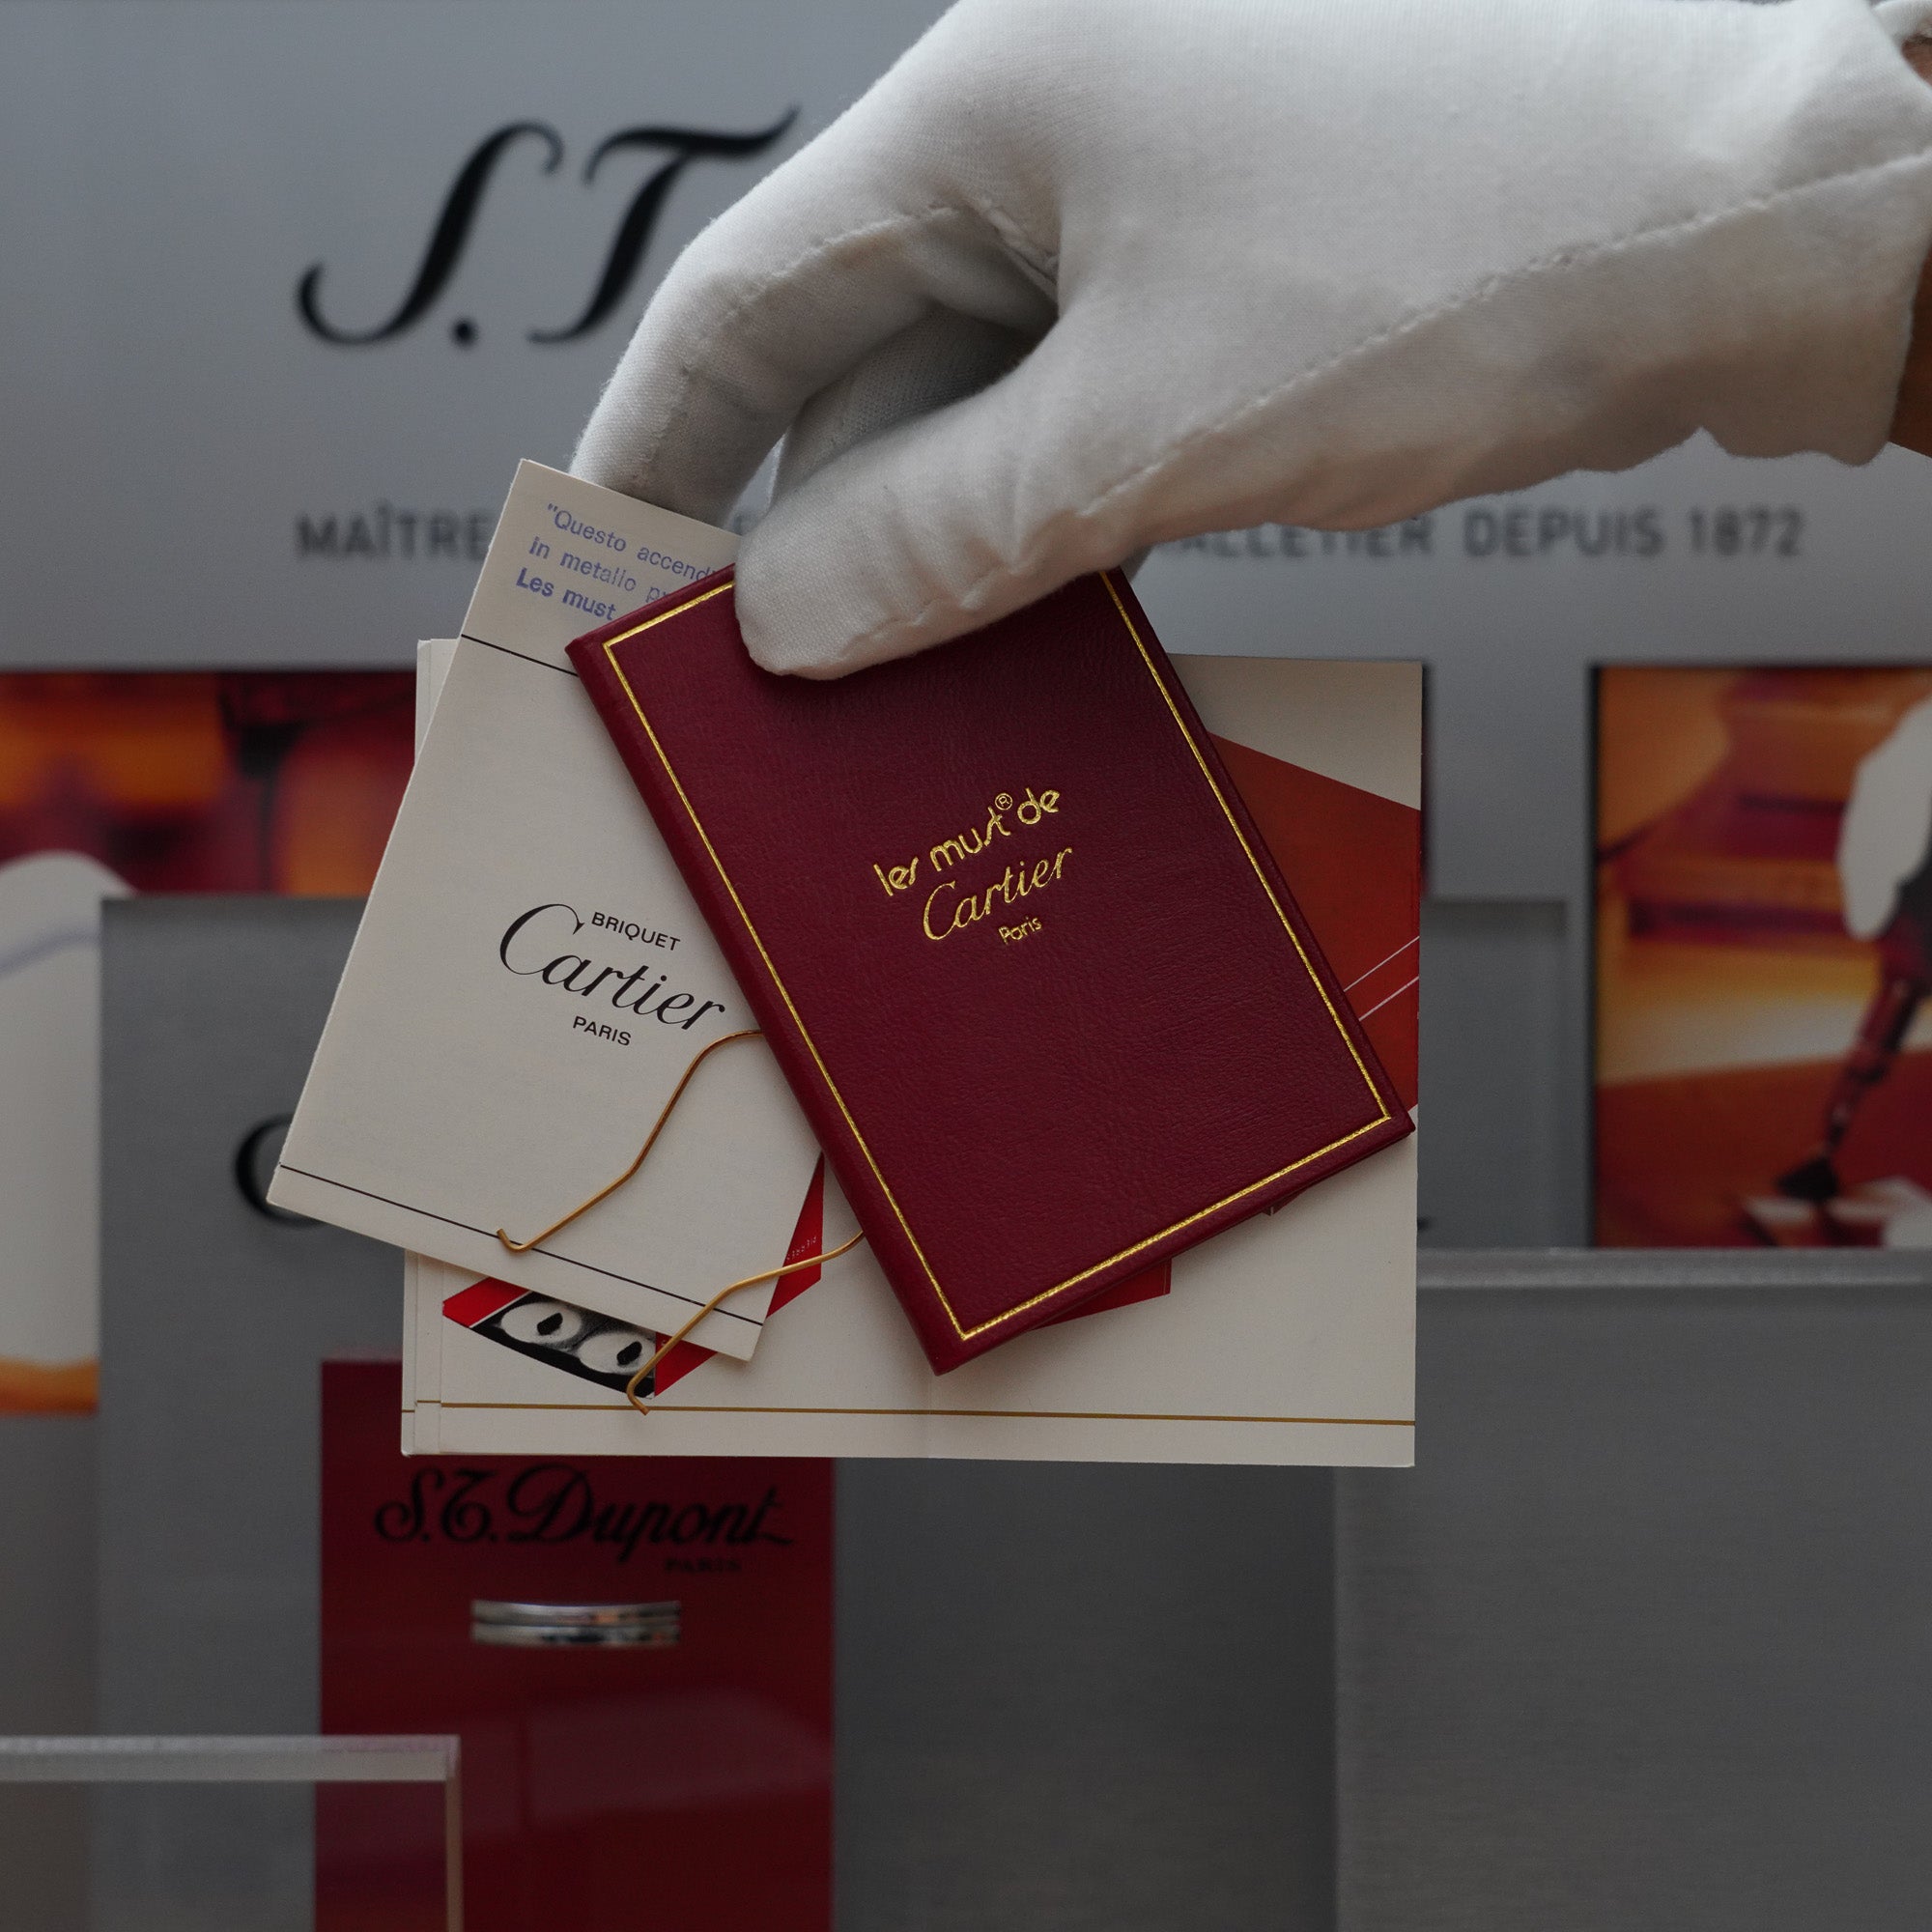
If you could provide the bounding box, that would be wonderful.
[601,576,1395,1344]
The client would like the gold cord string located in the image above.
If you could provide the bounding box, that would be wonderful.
[489,1024,867,1420]
[624,1227,866,1419]
[496,1028,764,1253]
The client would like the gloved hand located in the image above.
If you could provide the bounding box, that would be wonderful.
[574,0,1932,677]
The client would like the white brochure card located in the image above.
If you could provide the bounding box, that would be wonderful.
[403,661,1419,1466]
[274,464,820,1359]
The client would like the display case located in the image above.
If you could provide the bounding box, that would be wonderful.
[56,893,1929,1930]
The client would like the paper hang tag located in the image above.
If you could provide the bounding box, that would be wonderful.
[272,466,819,1360]
[460,460,734,672]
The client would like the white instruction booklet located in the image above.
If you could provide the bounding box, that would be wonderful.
[273,465,821,1358]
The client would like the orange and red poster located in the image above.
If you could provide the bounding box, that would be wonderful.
[1595,667,1932,1248]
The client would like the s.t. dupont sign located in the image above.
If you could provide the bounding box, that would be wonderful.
[284,112,789,569]
[296,115,793,352]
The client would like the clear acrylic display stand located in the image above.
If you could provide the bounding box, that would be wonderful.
[0,1735,462,1932]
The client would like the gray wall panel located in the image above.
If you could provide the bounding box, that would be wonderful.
[837,1460,1337,1932]
[95,897,396,1931]
[1339,1282,1932,1932]
[1415,900,1583,1247]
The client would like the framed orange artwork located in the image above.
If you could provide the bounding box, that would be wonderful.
[1594,667,1932,1248]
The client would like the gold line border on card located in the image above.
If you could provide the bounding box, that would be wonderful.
[599,577,1392,1342]
[425,1400,1415,1426]
[1097,573,1387,1100]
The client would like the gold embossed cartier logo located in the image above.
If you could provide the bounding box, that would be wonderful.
[869,787,1072,946]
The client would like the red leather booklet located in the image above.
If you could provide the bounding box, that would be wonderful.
[568,570,1411,1374]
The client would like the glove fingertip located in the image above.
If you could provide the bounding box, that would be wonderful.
[735,537,976,679]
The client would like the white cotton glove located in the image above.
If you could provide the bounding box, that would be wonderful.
[1838,693,1932,937]
[574,0,1932,677]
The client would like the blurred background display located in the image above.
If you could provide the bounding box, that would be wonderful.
[0,673,412,895]
[0,671,412,1413]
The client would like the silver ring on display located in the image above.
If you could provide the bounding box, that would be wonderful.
[469,1599,679,1629]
